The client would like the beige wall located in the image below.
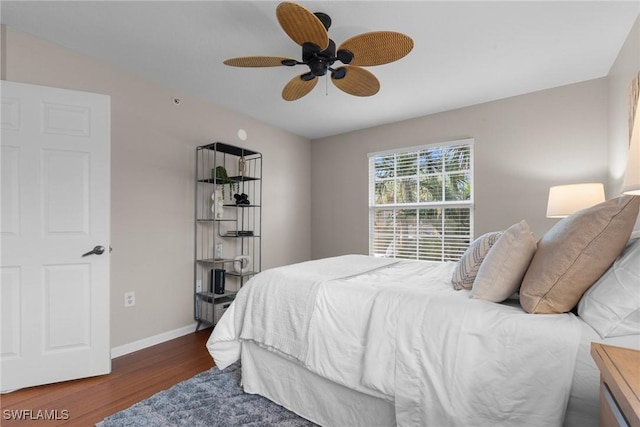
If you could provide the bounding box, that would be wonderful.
[310,79,609,259]
[3,15,636,349]
[1,26,312,348]
[309,15,640,260]
[607,15,640,196]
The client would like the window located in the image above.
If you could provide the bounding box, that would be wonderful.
[368,139,473,261]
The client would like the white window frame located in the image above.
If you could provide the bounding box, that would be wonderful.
[368,138,474,261]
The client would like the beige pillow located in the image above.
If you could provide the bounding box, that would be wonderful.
[452,231,503,290]
[471,220,537,302]
[520,195,640,314]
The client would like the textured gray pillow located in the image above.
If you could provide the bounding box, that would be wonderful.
[451,231,503,290]
[470,220,537,302]
[520,196,640,314]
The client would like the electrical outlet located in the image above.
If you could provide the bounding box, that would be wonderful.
[124,291,135,307]
[196,279,203,293]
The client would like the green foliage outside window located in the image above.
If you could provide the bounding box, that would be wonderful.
[370,143,473,261]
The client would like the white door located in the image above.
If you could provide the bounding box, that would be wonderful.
[1,81,111,392]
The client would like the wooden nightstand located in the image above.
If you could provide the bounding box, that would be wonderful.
[591,343,640,427]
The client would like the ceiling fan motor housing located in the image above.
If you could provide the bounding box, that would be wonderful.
[303,40,338,76]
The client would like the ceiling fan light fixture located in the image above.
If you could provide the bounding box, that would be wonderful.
[309,61,327,76]
[223,1,413,101]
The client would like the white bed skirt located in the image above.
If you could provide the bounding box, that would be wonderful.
[241,341,395,427]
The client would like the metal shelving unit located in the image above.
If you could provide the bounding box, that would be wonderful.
[194,142,261,331]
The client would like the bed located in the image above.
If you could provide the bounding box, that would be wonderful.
[207,195,640,427]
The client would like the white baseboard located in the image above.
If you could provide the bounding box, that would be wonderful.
[111,323,199,359]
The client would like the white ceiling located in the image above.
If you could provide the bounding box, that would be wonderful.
[2,1,638,139]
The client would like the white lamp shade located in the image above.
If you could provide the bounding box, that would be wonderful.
[546,183,606,218]
[622,91,640,195]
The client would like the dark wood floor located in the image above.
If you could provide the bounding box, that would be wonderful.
[0,328,214,426]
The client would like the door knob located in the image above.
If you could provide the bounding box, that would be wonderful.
[82,245,106,257]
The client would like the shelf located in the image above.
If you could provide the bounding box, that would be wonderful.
[195,141,261,332]
[198,175,260,184]
[226,270,259,278]
[196,291,237,302]
[198,142,259,157]
[196,258,237,264]
[222,232,260,238]
[222,204,260,208]
[195,260,259,274]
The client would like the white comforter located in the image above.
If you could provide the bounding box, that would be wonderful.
[208,255,582,426]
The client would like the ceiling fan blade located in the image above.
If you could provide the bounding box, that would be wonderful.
[276,2,329,50]
[338,31,414,66]
[331,66,380,97]
[282,73,318,101]
[223,56,296,67]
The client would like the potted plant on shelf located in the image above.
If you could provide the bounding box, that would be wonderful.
[213,166,238,200]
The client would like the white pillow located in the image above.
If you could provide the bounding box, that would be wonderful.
[471,220,537,302]
[451,231,503,290]
[578,237,640,338]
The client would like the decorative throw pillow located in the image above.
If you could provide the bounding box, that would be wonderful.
[578,238,640,338]
[470,220,537,302]
[520,195,640,314]
[451,231,503,290]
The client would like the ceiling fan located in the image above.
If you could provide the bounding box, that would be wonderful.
[223,2,414,101]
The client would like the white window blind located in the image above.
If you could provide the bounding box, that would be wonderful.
[368,139,474,261]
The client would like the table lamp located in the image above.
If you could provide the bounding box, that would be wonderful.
[546,183,606,218]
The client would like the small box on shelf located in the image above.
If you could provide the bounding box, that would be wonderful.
[197,293,235,325]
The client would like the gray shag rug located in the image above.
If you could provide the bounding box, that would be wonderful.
[96,363,317,426]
